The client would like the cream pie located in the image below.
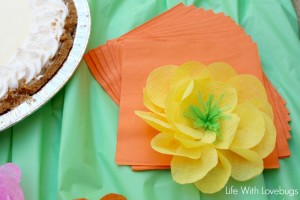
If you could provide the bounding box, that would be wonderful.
[0,0,77,114]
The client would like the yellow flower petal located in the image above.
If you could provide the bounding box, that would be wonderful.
[151,132,202,159]
[174,132,205,148]
[180,80,237,107]
[222,148,263,181]
[173,123,203,140]
[165,80,205,139]
[201,131,217,144]
[214,113,240,149]
[251,112,276,158]
[228,75,268,103]
[171,61,207,87]
[143,89,165,116]
[195,152,231,194]
[230,103,265,149]
[192,81,238,113]
[170,79,207,126]
[202,62,237,82]
[171,146,218,184]
[135,111,171,133]
[145,65,177,108]
[181,80,195,101]
[166,80,196,107]
[246,98,274,120]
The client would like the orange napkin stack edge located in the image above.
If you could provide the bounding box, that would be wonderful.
[84,4,290,170]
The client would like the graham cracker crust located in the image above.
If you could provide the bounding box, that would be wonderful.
[0,0,78,114]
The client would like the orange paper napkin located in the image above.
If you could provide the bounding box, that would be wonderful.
[84,4,290,170]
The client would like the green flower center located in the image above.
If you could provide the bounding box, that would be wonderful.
[184,94,227,136]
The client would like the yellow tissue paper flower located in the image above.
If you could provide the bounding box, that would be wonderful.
[135,62,276,194]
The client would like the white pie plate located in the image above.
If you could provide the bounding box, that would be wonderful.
[0,0,91,132]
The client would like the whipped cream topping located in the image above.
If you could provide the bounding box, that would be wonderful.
[0,0,68,99]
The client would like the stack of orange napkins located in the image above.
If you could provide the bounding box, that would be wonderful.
[84,4,291,170]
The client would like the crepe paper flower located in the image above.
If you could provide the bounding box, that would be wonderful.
[0,163,24,200]
[135,62,276,194]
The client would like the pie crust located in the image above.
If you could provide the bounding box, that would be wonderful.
[0,0,78,114]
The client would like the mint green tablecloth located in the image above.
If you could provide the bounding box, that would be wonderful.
[1,0,300,199]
